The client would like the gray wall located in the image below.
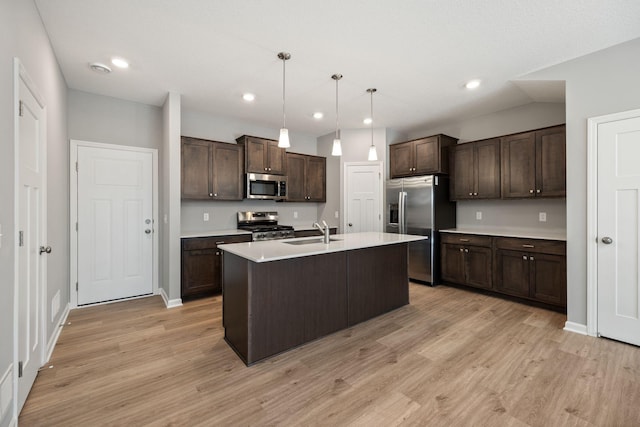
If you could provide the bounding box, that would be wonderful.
[407,102,567,232]
[180,109,323,231]
[521,37,640,326]
[0,1,68,425]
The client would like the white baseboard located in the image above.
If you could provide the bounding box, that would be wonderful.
[159,288,182,309]
[563,321,588,335]
[45,303,70,363]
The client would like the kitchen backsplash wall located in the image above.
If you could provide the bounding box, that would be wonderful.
[455,198,566,232]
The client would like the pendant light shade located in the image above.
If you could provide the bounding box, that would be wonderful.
[331,74,343,156]
[367,88,378,161]
[277,52,291,148]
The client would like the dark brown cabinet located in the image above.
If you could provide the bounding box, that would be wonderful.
[389,134,457,178]
[441,233,493,290]
[236,135,286,175]
[181,234,251,298]
[494,237,566,308]
[286,153,326,202]
[451,138,501,200]
[181,137,244,200]
[501,125,566,198]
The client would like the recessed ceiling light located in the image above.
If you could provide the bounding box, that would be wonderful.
[111,57,129,69]
[243,93,255,102]
[313,112,323,119]
[89,62,111,74]
[465,79,481,90]
[363,118,372,125]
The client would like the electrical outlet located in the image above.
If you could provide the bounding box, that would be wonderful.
[293,211,298,219]
[203,213,209,221]
[476,211,482,220]
[335,211,339,219]
[539,212,547,222]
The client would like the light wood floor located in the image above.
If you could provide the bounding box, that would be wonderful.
[20,284,640,426]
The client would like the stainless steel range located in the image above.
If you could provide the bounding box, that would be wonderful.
[237,211,295,241]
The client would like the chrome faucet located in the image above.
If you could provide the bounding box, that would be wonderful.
[313,220,331,244]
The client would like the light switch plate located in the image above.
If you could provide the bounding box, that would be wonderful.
[476,211,482,220]
[293,211,298,219]
[203,213,209,221]
[335,211,339,219]
[539,212,547,222]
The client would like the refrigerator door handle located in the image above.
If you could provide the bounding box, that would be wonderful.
[399,191,407,234]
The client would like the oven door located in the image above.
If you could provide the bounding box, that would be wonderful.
[246,173,287,200]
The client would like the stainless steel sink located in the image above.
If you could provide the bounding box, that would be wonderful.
[283,238,342,245]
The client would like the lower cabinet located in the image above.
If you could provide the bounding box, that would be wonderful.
[181,234,251,298]
[441,233,566,309]
[441,234,492,290]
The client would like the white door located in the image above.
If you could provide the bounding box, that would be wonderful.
[345,162,382,233]
[597,114,640,346]
[77,146,153,305]
[17,70,46,411]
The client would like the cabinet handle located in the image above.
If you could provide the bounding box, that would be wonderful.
[459,248,464,252]
[214,193,217,197]
[216,241,225,244]
[264,167,268,171]
[459,238,470,242]
[536,189,541,193]
[464,249,469,253]
[522,255,528,260]
[216,251,220,256]
[522,244,534,248]
[530,256,535,261]
[529,189,534,194]
[469,192,473,196]
[473,192,478,196]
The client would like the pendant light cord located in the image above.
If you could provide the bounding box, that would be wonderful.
[335,78,340,139]
[282,57,286,129]
[370,89,374,146]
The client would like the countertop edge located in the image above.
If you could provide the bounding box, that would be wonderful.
[440,228,567,241]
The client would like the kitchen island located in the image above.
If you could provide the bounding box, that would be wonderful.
[219,232,426,365]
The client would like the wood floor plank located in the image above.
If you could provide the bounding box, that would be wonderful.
[19,284,640,426]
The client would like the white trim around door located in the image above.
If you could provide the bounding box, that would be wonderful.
[586,108,640,338]
[69,140,159,309]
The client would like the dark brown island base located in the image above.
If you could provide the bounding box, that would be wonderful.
[219,232,426,365]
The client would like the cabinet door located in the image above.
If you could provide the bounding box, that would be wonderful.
[286,153,306,201]
[530,253,566,307]
[245,137,267,173]
[536,126,566,197]
[495,249,530,297]
[452,143,475,200]
[441,243,466,284]
[501,132,536,198]
[211,143,243,200]
[181,138,211,199]
[475,139,501,198]
[414,136,439,174]
[267,140,286,175]
[306,156,326,202]
[389,142,413,178]
[182,248,221,297]
[465,246,493,290]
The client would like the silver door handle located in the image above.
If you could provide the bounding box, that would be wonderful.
[39,246,52,255]
[601,237,613,244]
[348,223,353,227]
[145,229,152,234]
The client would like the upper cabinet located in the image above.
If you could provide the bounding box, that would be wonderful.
[236,135,286,175]
[181,136,244,200]
[389,134,457,178]
[501,125,566,198]
[286,153,326,202]
[451,138,501,200]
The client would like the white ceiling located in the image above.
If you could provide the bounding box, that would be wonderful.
[35,0,640,136]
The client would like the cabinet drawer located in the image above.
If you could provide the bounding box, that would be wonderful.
[182,234,251,250]
[494,237,565,255]
[440,233,492,247]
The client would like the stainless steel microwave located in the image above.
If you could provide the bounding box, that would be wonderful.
[245,173,288,200]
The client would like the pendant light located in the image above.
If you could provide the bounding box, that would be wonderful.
[277,52,291,148]
[331,74,343,156]
[367,88,378,161]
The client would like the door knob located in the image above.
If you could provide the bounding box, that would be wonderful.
[601,236,613,244]
[145,229,152,234]
[39,246,52,255]
[348,223,353,227]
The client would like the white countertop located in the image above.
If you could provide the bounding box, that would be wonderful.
[218,232,427,263]
[440,228,566,241]
[181,229,252,239]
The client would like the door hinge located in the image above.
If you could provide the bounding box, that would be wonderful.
[75,222,78,231]
[18,361,23,378]
[19,100,24,117]
[76,282,78,292]
[19,230,24,247]
[75,162,78,172]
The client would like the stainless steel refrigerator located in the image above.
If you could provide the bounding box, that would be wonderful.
[385,175,456,285]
